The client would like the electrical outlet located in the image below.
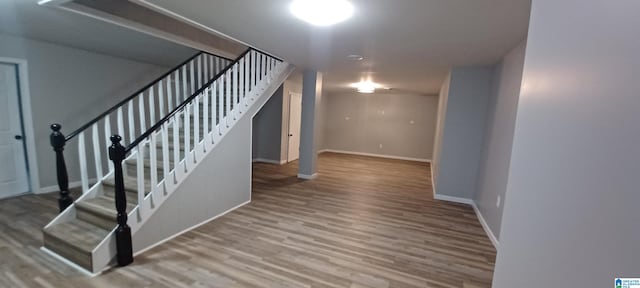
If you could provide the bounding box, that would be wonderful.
[379,144,383,149]
[410,120,415,124]
[496,195,502,207]
[345,116,350,120]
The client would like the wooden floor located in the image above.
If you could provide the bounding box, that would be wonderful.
[0,153,496,287]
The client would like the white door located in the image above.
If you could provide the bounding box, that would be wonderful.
[287,92,302,162]
[0,62,30,198]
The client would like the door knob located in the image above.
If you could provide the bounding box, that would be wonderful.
[15,135,23,140]
[289,134,293,137]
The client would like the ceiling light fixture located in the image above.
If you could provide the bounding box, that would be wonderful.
[347,54,364,61]
[350,81,381,94]
[290,0,354,26]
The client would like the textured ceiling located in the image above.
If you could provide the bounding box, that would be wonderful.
[137,0,531,94]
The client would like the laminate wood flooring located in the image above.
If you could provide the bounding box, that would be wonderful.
[0,152,496,287]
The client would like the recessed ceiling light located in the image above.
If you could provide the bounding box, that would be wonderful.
[347,54,364,61]
[350,81,382,93]
[290,0,354,26]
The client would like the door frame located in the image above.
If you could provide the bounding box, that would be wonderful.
[286,92,302,163]
[0,57,39,193]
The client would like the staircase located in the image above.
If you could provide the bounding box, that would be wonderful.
[43,48,293,273]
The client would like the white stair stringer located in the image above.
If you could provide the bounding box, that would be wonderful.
[88,62,295,273]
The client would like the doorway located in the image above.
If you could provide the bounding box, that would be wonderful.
[287,92,302,162]
[0,60,32,198]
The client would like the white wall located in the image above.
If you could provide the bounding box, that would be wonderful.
[432,72,451,187]
[133,65,293,252]
[324,92,438,161]
[435,67,493,199]
[474,41,526,240]
[0,33,173,190]
[493,1,640,286]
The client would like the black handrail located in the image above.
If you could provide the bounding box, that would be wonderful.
[64,51,233,141]
[125,48,280,152]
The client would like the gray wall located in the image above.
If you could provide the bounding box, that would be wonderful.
[252,85,284,162]
[0,32,172,189]
[435,67,493,199]
[474,41,526,240]
[493,1,640,286]
[324,92,438,160]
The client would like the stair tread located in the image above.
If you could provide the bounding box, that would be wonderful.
[103,175,152,194]
[43,219,110,253]
[77,194,137,218]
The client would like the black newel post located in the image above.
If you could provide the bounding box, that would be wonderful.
[108,135,133,266]
[50,124,73,212]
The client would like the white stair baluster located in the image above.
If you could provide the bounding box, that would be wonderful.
[139,94,146,133]
[182,66,188,103]
[128,100,135,145]
[172,115,180,174]
[104,115,113,172]
[117,107,125,143]
[203,87,209,140]
[218,77,224,134]
[194,94,200,149]
[149,88,156,125]
[211,81,218,140]
[174,71,180,108]
[166,75,173,112]
[190,60,195,95]
[158,80,164,118]
[184,103,191,165]
[78,132,89,192]
[137,141,145,216]
[161,123,170,190]
[239,58,245,111]
[225,70,231,127]
[92,124,103,181]
[149,132,158,190]
[233,63,239,118]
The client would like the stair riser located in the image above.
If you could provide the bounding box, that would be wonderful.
[43,233,93,271]
[76,208,116,231]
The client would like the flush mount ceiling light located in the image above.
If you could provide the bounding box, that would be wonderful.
[350,81,382,94]
[290,0,354,26]
[347,54,364,61]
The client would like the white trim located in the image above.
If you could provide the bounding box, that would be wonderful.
[430,162,436,197]
[322,149,431,163]
[132,0,254,49]
[432,193,499,249]
[40,247,98,277]
[433,194,474,205]
[47,2,236,60]
[471,202,499,249]
[0,58,40,195]
[252,158,286,165]
[317,149,330,154]
[297,173,318,180]
[134,200,250,256]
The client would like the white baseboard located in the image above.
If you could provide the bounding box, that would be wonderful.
[321,149,431,163]
[297,173,318,180]
[134,200,251,256]
[471,202,499,249]
[433,193,474,205]
[252,158,286,165]
[433,193,499,249]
